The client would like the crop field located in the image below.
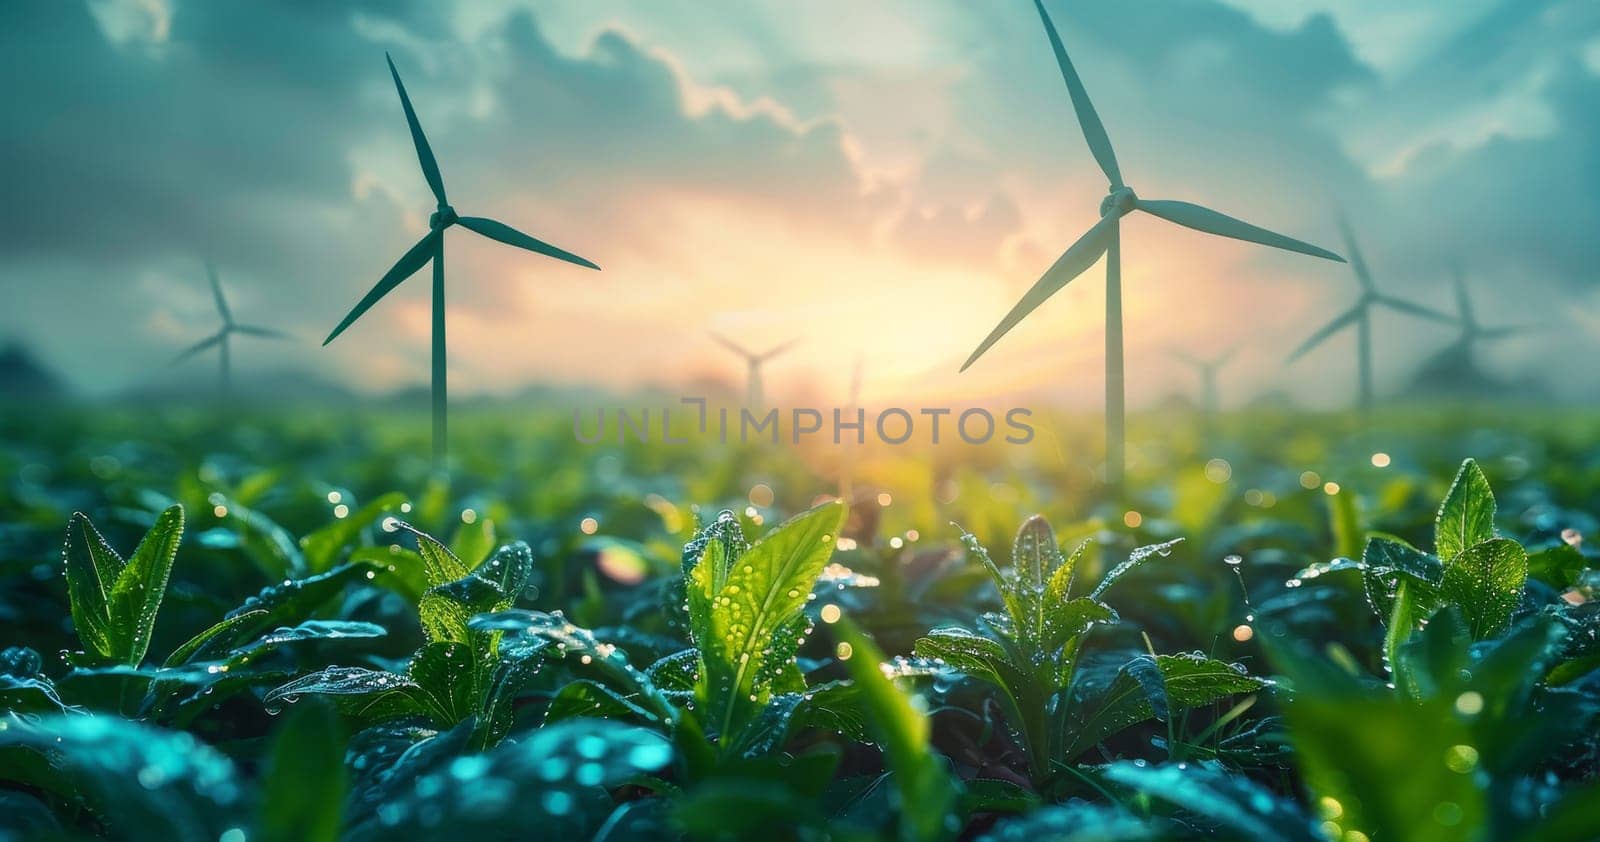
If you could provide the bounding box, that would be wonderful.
[1,403,1597,841]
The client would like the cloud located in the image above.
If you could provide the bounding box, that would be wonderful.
[1,0,1596,406]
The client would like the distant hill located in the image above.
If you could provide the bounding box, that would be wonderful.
[1403,343,1549,401]
[116,367,358,406]
[0,343,68,401]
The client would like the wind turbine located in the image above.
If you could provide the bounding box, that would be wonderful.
[1449,267,1530,362]
[172,261,289,394]
[1168,345,1236,422]
[710,332,798,412]
[323,54,600,470]
[959,0,1344,490]
[1287,215,1452,410]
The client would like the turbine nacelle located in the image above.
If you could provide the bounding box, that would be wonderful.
[429,205,460,231]
[1100,186,1138,218]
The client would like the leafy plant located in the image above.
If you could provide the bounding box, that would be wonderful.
[62,505,185,666]
[1300,459,1530,691]
[913,516,1264,786]
[683,500,847,756]
[264,523,538,747]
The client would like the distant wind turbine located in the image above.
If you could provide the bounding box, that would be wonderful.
[1169,345,1236,422]
[324,54,601,470]
[172,261,288,394]
[960,0,1344,490]
[1449,267,1530,361]
[1288,214,1452,410]
[710,332,798,412]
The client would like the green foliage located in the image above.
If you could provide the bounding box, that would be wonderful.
[258,700,347,842]
[63,505,185,666]
[835,618,959,842]
[685,500,847,753]
[264,524,537,746]
[914,516,1262,785]
[1317,459,1534,686]
[3,408,1599,841]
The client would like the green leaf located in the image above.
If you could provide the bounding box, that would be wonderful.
[408,640,484,726]
[225,561,384,634]
[1089,538,1183,600]
[976,801,1162,841]
[0,646,71,713]
[299,491,406,572]
[164,609,269,667]
[690,499,847,748]
[1041,597,1117,653]
[1435,458,1495,564]
[1439,537,1527,639]
[1057,653,1263,763]
[955,525,1026,626]
[1269,640,1486,842]
[258,700,346,842]
[546,678,659,724]
[396,521,470,587]
[264,667,425,722]
[343,718,671,841]
[1361,537,1445,668]
[219,499,306,578]
[836,619,958,842]
[1013,514,1058,592]
[1100,760,1317,842]
[472,610,675,727]
[63,505,184,666]
[0,715,243,841]
[1157,652,1268,707]
[1526,543,1586,590]
[63,512,125,662]
[1045,540,1089,606]
[912,626,1026,712]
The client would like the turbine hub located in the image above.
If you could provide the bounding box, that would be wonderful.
[1100,186,1138,217]
[429,205,459,230]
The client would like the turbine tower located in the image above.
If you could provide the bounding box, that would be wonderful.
[959,0,1344,491]
[1169,346,1236,422]
[172,261,288,395]
[324,54,601,471]
[1288,215,1452,410]
[710,333,798,412]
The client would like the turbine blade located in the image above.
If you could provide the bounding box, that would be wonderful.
[709,331,752,359]
[1480,325,1532,339]
[1336,213,1375,290]
[1167,347,1203,368]
[324,231,440,345]
[960,214,1116,372]
[171,333,223,364]
[1288,308,1361,362]
[1375,295,1454,325]
[207,260,232,324]
[1139,199,1344,262]
[759,338,800,361]
[234,325,290,339]
[1033,0,1122,188]
[386,53,448,207]
[457,216,600,271]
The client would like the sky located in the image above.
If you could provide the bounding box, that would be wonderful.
[4,0,1599,408]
